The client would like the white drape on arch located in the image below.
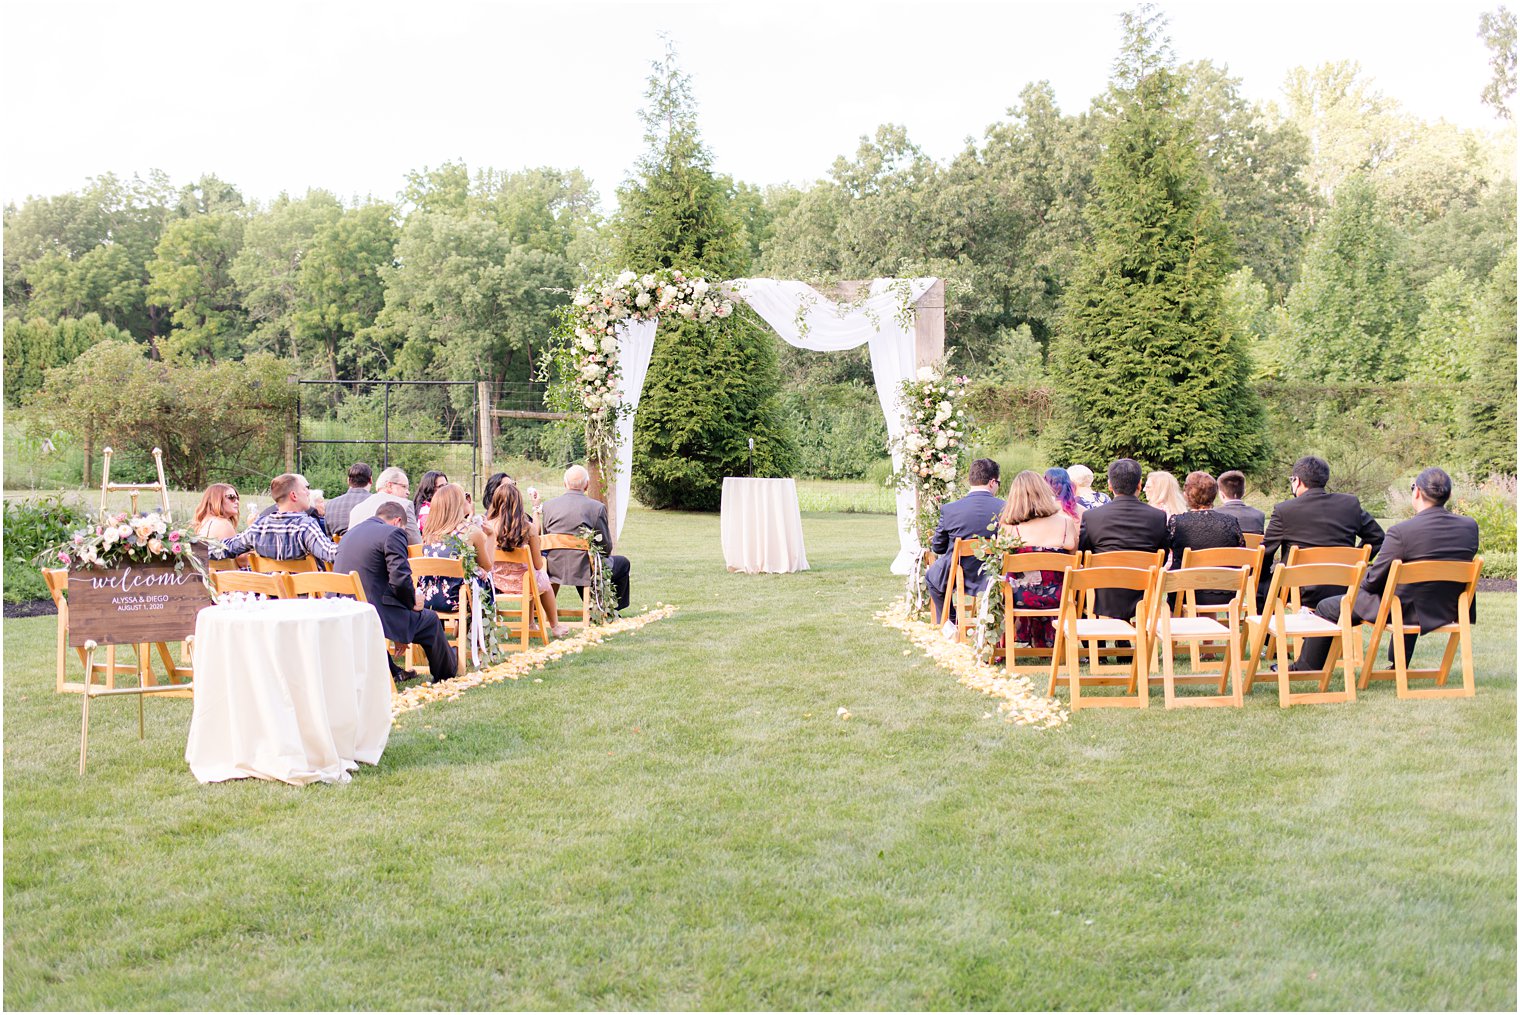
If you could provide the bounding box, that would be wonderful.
[611,278,938,574]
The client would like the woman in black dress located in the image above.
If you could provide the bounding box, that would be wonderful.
[1169,471,1245,605]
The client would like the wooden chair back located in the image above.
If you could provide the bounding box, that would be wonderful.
[1241,532,1264,550]
[1285,544,1373,567]
[1064,565,1158,596]
[211,570,292,598]
[1000,550,1080,675]
[538,533,592,628]
[491,545,546,651]
[206,557,239,572]
[1179,545,1265,610]
[405,556,468,676]
[948,537,990,643]
[540,533,591,553]
[248,552,323,574]
[1358,557,1483,699]
[1082,549,1166,570]
[406,543,423,558]
[287,570,367,602]
[1049,564,1160,709]
[1150,567,1250,709]
[1244,560,1368,706]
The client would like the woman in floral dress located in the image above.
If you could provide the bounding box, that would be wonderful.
[997,470,1080,649]
[482,481,568,638]
[417,483,494,616]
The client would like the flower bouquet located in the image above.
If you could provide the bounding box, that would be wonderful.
[38,510,217,588]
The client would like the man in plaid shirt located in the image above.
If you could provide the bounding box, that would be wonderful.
[219,473,337,563]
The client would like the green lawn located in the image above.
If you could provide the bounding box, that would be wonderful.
[4,508,1515,1010]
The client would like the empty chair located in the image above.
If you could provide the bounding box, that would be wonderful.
[1241,532,1264,551]
[286,570,367,602]
[1078,549,1166,674]
[1048,565,1160,710]
[1149,567,1251,708]
[1358,557,1483,699]
[1244,561,1368,707]
[211,570,292,598]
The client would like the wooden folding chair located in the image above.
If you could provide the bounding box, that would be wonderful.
[287,570,367,602]
[249,552,325,574]
[1280,544,1374,665]
[1078,549,1166,674]
[406,544,423,558]
[491,546,550,651]
[211,570,293,598]
[1048,565,1159,710]
[1149,567,1250,708]
[1242,532,1264,551]
[1243,561,1367,707]
[1177,545,1264,670]
[407,557,469,674]
[44,568,139,694]
[540,533,593,630]
[948,537,990,644]
[1002,550,1080,675]
[1358,557,1482,699]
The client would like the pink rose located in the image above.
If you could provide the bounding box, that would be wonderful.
[58,552,70,563]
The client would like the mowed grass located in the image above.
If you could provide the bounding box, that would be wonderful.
[4,507,1515,1010]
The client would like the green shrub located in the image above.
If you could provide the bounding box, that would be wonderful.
[3,495,89,602]
[1451,475,1518,554]
[781,383,887,480]
[1481,551,1515,580]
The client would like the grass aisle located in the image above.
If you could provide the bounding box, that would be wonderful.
[4,508,1515,1010]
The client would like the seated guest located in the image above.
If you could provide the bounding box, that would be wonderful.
[1069,464,1110,512]
[323,462,374,537]
[539,465,631,613]
[347,466,422,544]
[416,483,495,616]
[1291,467,1478,673]
[1044,467,1082,519]
[483,471,541,529]
[1214,469,1265,534]
[1262,455,1384,609]
[1169,471,1245,605]
[218,473,337,564]
[999,470,1080,648]
[484,481,569,637]
[334,501,457,684]
[925,458,1005,629]
[254,474,328,531]
[1078,458,1168,619]
[193,483,249,568]
[413,470,447,527]
[1144,470,1188,521]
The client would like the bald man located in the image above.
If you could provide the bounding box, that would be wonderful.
[539,464,631,611]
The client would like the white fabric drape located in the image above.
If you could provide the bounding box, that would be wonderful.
[611,278,937,574]
[612,318,659,544]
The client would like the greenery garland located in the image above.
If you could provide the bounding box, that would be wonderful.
[544,269,734,484]
[887,365,973,549]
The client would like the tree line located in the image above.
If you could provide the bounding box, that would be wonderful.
[5,5,1516,506]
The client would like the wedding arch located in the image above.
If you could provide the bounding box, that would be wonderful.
[557,274,946,574]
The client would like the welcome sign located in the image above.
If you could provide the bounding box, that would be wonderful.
[67,566,213,647]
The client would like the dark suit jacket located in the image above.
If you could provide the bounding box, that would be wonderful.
[1262,488,1385,607]
[1077,494,1169,619]
[1350,507,1480,631]
[1214,499,1266,534]
[926,489,1005,597]
[332,517,432,643]
[539,491,612,588]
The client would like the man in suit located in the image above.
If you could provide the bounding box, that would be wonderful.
[1261,455,1384,609]
[1214,470,1265,534]
[539,464,631,612]
[323,462,373,538]
[924,458,1004,630]
[333,501,457,684]
[1077,457,1169,620]
[1291,467,1479,672]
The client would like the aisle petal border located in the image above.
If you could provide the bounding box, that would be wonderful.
[878,600,1069,729]
[391,605,679,720]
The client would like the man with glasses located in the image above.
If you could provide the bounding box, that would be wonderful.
[1260,455,1384,610]
[218,473,338,564]
[346,466,422,544]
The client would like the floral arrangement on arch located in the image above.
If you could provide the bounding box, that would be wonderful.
[546,268,733,475]
[39,510,214,582]
[888,365,973,549]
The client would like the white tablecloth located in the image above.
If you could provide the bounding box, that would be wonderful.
[186,598,392,786]
[720,477,810,574]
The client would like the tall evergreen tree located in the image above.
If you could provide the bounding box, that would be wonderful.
[614,40,796,510]
[1047,6,1265,474]
[1464,245,1518,473]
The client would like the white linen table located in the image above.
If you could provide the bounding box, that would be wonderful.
[186,598,391,786]
[720,477,810,574]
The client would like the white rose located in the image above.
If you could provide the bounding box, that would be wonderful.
[601,336,618,354]
[693,278,709,295]
[580,336,597,352]
[616,270,636,286]
[573,292,591,307]
[640,273,655,288]
[715,303,731,318]
[917,366,938,383]
[934,434,949,449]
[635,292,651,308]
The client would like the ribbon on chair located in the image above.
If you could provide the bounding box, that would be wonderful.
[469,582,486,667]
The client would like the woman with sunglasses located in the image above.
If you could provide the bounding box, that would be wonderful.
[192,483,248,566]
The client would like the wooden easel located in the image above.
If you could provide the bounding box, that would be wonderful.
[83,445,194,698]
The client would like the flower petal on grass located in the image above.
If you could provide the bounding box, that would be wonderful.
[877,600,1069,729]
[390,605,679,720]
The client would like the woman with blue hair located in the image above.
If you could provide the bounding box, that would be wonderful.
[1044,467,1081,519]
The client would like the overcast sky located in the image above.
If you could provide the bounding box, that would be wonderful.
[2,0,1510,210]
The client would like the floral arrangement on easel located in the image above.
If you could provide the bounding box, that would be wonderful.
[544,269,733,483]
[39,510,214,582]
